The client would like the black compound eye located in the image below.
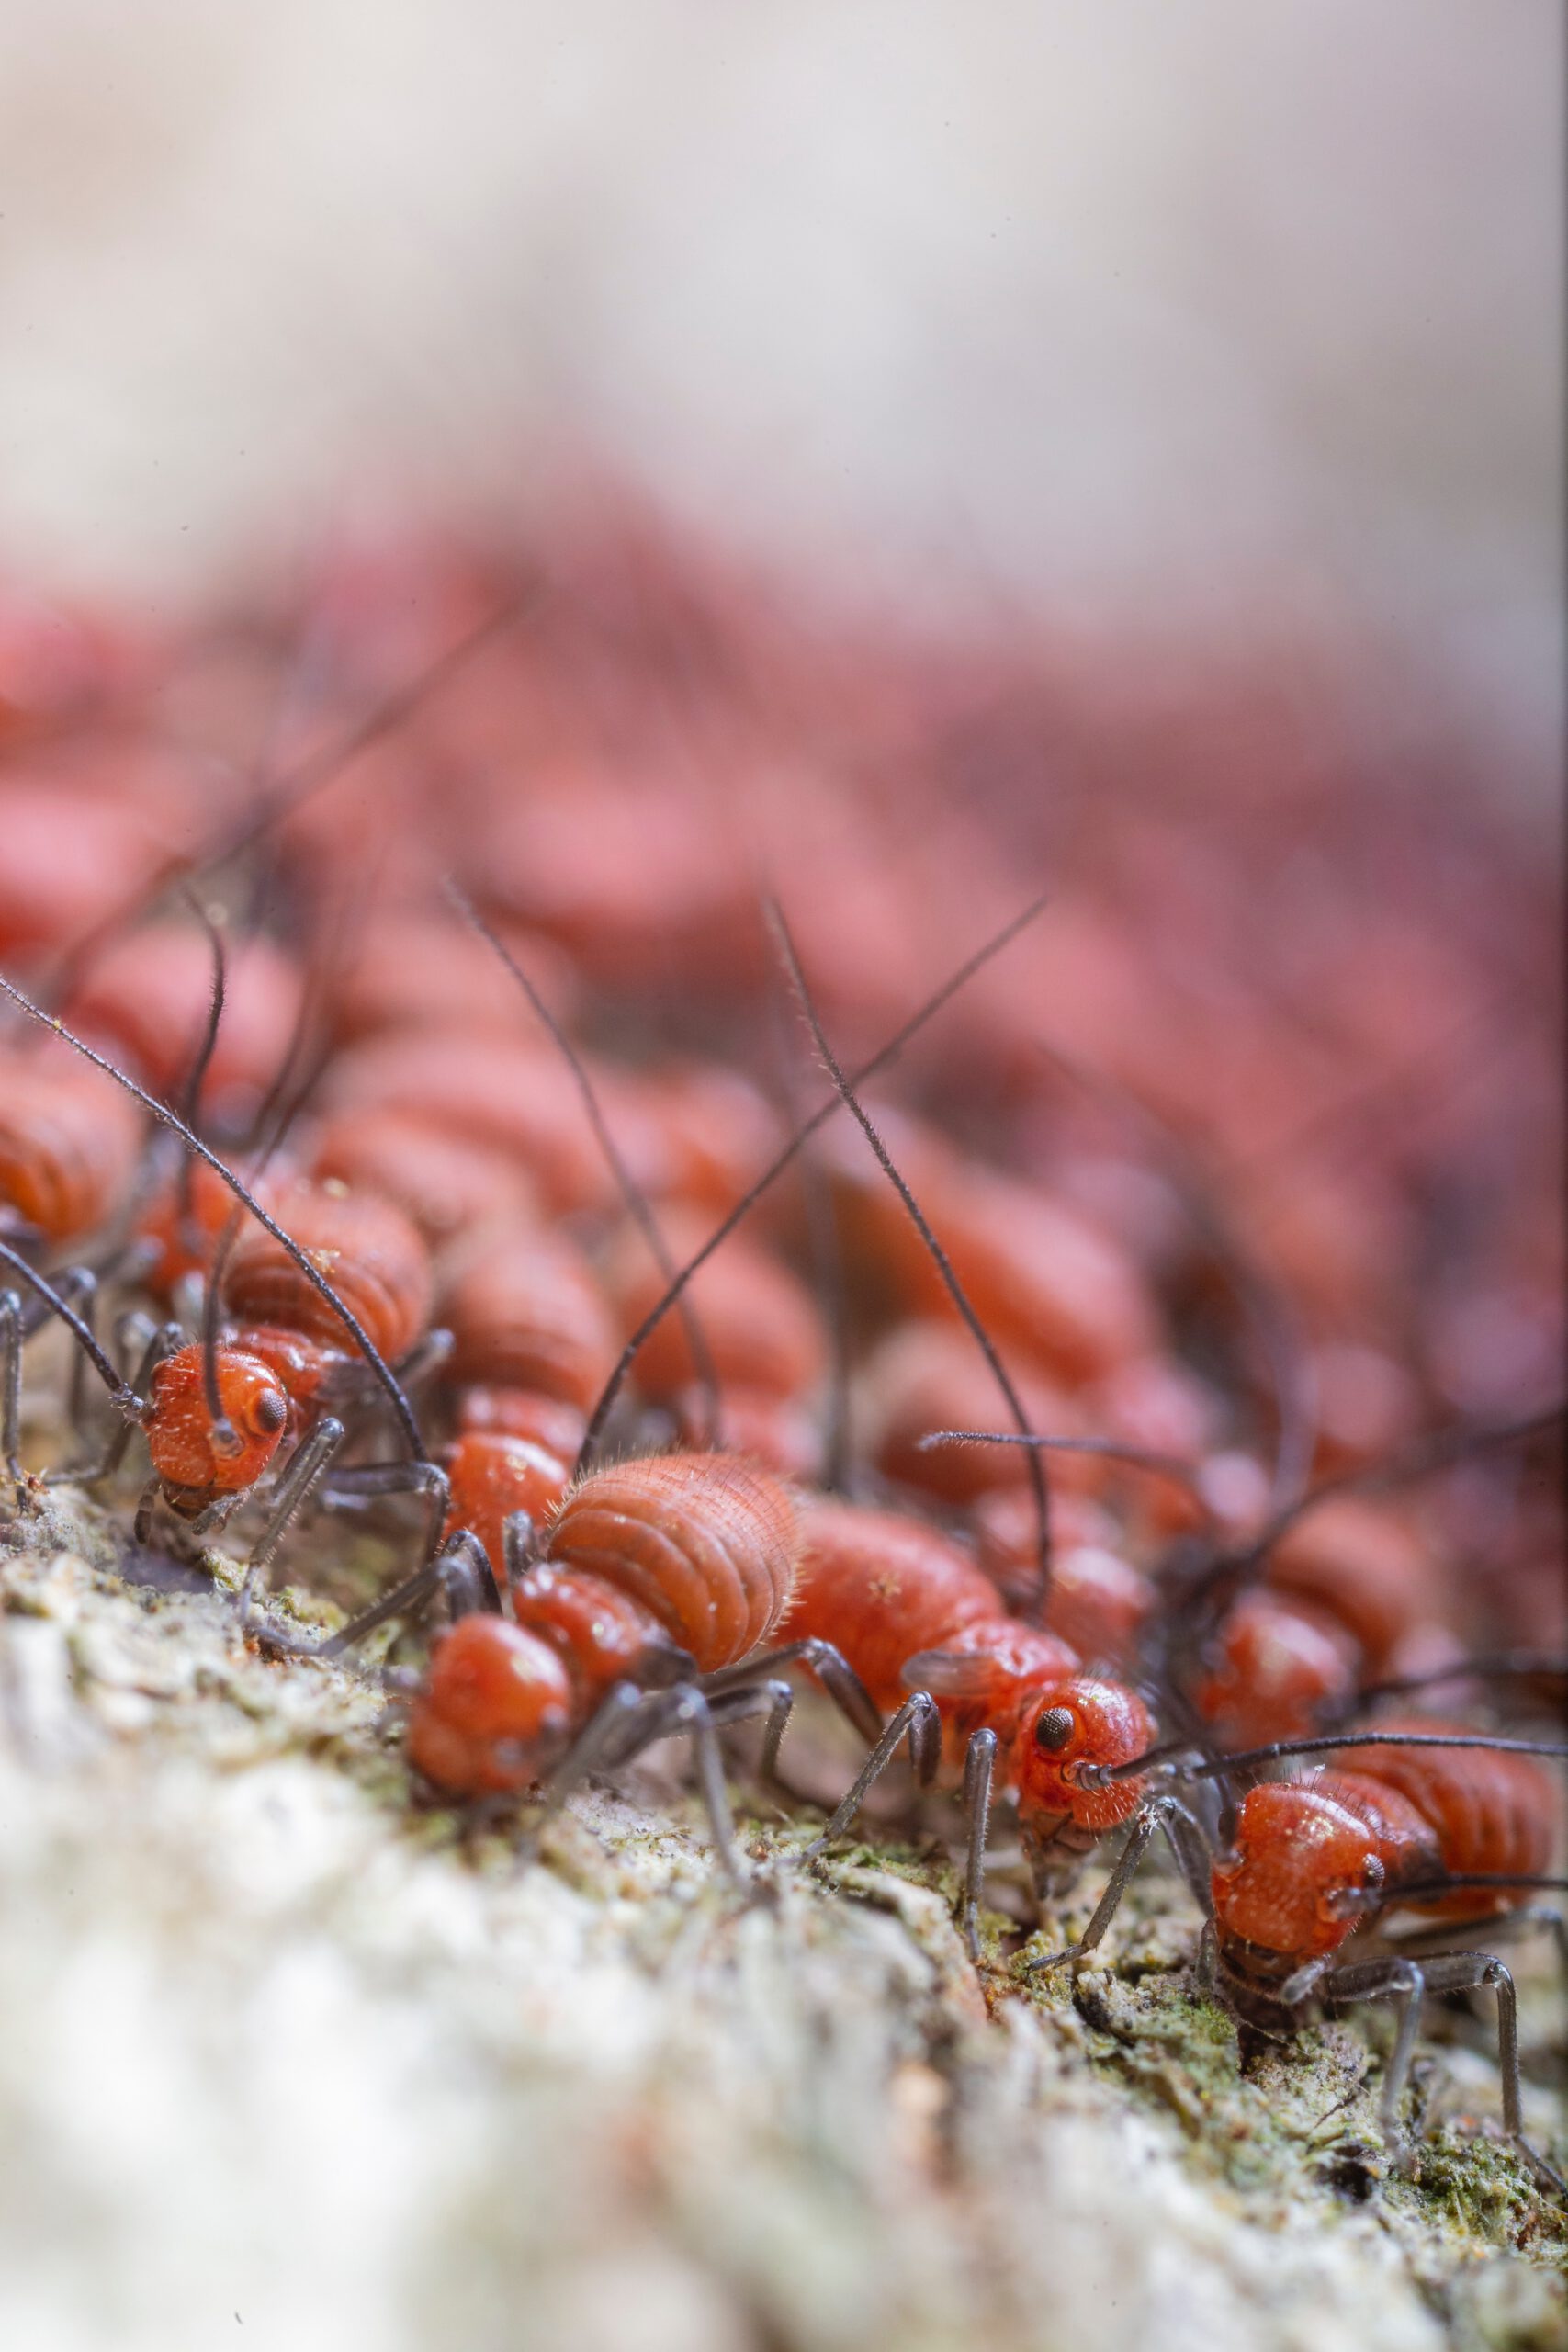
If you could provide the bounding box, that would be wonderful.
[254,1388,288,1435]
[1034,1706,1076,1753]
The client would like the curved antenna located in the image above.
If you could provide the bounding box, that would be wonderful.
[767,899,1053,1615]
[30,589,544,1020]
[444,876,724,1447]
[918,1427,1215,1521]
[1032,1035,1317,1520]
[573,893,1050,1475]
[1181,1727,1568,1777]
[0,973,427,1460]
[0,1238,140,1415]
[1242,1400,1562,1557]
[1388,1872,1568,1901]
[1349,1650,1568,1709]
[1170,1399,1565,1645]
[172,890,230,1134]
[200,1203,247,1456]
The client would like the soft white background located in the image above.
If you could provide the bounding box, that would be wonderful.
[0,3,1560,758]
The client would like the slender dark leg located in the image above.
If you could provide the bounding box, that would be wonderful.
[48,1267,101,1442]
[440,1528,503,1620]
[1324,1948,1565,2192]
[320,1458,452,1566]
[502,1510,537,1589]
[393,1326,453,1396]
[254,1530,500,1659]
[314,1549,451,1658]
[237,1416,346,1607]
[959,1727,998,1959]
[702,1638,881,1747]
[525,1681,650,1844]
[1385,1905,1568,1975]
[1,1292,22,1488]
[45,1321,181,1489]
[1025,1794,1214,1973]
[798,1690,943,1861]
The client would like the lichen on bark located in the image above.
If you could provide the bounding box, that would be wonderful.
[1,1502,1562,2352]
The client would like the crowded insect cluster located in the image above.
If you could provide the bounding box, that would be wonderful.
[1,507,1563,2211]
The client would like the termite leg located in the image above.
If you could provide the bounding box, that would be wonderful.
[959,1727,998,1961]
[46,1267,101,1442]
[1,1291,23,1490]
[1025,1793,1213,1974]
[1385,1905,1568,1977]
[797,1690,942,1862]
[391,1326,453,1398]
[524,1680,649,1848]
[45,1321,181,1489]
[133,1476,160,1546]
[502,1510,537,1588]
[320,1457,452,1567]
[439,1527,504,1621]
[702,1637,882,1748]
[1323,1950,1565,2194]
[237,1415,346,1610]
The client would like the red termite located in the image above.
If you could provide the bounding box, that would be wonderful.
[0,973,445,1596]
[1030,1720,1568,2189]
[779,1495,1159,1953]
[341,1450,880,1883]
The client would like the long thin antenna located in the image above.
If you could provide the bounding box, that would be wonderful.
[573,893,1050,1473]
[444,876,723,1445]
[32,589,545,1016]
[0,974,426,1458]
[173,892,230,1134]
[767,899,1053,1614]
[918,1427,1215,1519]
[1032,1035,1317,1520]
[1179,1399,1566,1639]
[1182,1728,1568,1776]
[0,1239,139,1413]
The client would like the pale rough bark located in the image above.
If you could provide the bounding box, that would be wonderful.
[1,1505,1562,2352]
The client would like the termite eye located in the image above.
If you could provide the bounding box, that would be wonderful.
[1034,1707,1076,1752]
[254,1389,288,1435]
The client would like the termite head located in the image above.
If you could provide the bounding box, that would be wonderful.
[143,1342,289,1507]
[406,1614,573,1797]
[1210,1781,1384,1963]
[1014,1675,1156,1832]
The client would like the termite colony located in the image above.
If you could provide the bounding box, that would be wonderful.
[0,513,1562,2193]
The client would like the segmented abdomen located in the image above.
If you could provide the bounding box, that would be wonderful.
[544,1453,799,1673]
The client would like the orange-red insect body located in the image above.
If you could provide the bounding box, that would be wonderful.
[409,1453,800,1798]
[140,1178,434,1521]
[784,1498,1155,1880]
[1210,1716,1563,2007]
[0,1045,144,1249]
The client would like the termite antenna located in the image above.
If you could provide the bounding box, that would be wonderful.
[0,1238,140,1416]
[1181,1727,1568,1778]
[1348,1651,1568,1708]
[766,897,1054,1616]
[33,588,546,1018]
[1171,1400,1565,1644]
[0,972,428,1460]
[1389,1873,1568,1902]
[444,874,725,1448]
[1032,1035,1317,1519]
[918,1428,1216,1521]
[172,889,229,1135]
[573,893,1050,1474]
[1244,1400,1564,1555]
[200,1204,246,1460]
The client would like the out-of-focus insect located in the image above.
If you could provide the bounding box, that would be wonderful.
[0,974,446,1594]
